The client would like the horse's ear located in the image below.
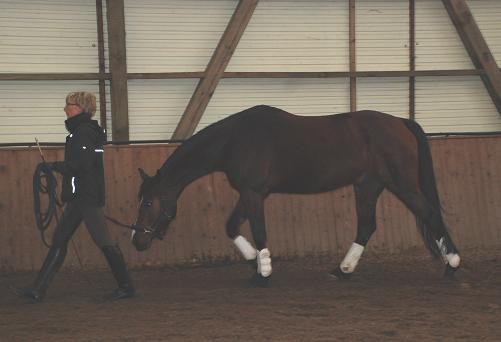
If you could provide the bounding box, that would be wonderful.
[138,168,150,180]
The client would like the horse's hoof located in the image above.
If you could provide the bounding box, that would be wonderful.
[250,273,271,288]
[444,264,459,279]
[328,267,352,280]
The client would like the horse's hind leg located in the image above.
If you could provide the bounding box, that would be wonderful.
[393,190,460,276]
[330,176,383,279]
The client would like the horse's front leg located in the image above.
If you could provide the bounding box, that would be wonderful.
[228,191,271,286]
[226,197,257,264]
[245,191,271,286]
[250,227,272,286]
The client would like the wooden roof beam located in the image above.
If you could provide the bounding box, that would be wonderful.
[172,0,259,140]
[107,0,129,140]
[349,0,356,112]
[442,0,501,113]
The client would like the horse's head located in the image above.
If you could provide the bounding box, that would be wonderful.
[131,168,177,252]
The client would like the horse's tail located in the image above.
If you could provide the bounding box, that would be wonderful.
[401,119,457,258]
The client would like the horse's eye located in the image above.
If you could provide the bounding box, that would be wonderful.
[143,200,153,208]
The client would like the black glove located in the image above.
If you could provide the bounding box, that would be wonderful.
[46,161,65,174]
[37,161,52,173]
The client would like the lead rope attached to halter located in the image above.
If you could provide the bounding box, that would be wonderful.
[33,160,138,239]
[32,159,131,292]
[103,214,137,231]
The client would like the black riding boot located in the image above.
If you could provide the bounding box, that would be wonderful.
[15,246,66,302]
[102,245,135,300]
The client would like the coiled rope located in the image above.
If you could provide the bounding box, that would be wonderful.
[32,162,61,248]
[33,162,138,246]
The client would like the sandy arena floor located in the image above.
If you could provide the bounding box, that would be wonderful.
[1,251,500,341]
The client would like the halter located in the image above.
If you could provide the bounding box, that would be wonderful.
[132,197,173,240]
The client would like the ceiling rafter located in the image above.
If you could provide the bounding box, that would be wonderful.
[442,0,501,114]
[107,0,129,141]
[172,0,259,140]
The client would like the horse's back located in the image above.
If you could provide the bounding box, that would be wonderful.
[228,106,410,151]
[223,106,370,193]
[229,105,352,138]
[219,106,419,194]
[224,106,417,159]
[228,106,406,135]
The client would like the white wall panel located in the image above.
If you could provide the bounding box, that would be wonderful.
[416,76,501,133]
[201,78,350,131]
[468,0,501,65]
[127,79,198,140]
[415,0,474,70]
[124,0,236,72]
[1,0,500,145]
[0,0,99,73]
[228,0,349,72]
[125,0,348,73]
[356,0,409,71]
[127,78,349,139]
[104,81,112,141]
[357,77,409,118]
[0,81,101,143]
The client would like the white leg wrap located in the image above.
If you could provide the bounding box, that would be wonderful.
[436,237,460,268]
[233,235,257,260]
[446,253,460,268]
[257,248,272,277]
[340,243,365,274]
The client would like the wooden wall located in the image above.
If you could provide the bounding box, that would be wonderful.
[0,136,499,272]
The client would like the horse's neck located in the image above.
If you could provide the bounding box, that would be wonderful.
[159,130,226,194]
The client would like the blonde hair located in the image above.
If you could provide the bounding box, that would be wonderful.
[66,91,97,116]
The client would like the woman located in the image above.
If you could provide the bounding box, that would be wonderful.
[17,91,135,301]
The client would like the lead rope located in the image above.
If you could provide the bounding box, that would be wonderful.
[104,214,137,231]
[34,162,137,235]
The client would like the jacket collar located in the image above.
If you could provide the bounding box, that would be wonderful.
[65,112,92,133]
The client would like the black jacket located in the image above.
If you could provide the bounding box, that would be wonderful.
[51,113,106,206]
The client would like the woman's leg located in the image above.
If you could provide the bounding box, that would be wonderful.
[81,206,135,300]
[17,202,82,301]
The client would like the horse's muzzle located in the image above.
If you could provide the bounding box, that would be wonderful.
[131,228,154,252]
[132,235,152,252]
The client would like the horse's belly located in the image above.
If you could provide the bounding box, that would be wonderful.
[272,169,359,194]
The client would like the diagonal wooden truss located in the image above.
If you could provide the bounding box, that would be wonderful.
[442,0,501,113]
[172,0,259,139]
[172,0,501,140]
[1,0,499,141]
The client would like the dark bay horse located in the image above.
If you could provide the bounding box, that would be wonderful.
[131,105,460,283]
